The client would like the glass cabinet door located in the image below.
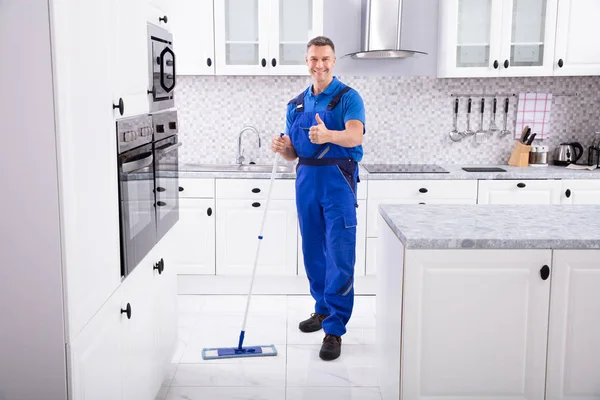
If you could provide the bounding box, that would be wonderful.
[269,0,323,75]
[456,0,495,68]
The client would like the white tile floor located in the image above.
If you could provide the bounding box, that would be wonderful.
[157,294,381,400]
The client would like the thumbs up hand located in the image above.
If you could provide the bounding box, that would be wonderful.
[309,113,331,144]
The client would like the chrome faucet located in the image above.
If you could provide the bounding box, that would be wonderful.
[237,126,261,164]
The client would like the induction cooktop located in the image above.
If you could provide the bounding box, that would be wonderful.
[362,164,449,174]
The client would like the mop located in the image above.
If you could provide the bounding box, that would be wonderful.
[201,134,285,360]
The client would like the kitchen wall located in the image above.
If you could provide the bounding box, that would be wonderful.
[176,75,600,166]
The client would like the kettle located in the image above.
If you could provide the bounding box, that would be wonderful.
[554,142,583,165]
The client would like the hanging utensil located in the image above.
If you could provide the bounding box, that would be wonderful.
[475,98,487,144]
[464,98,474,136]
[501,97,511,136]
[449,98,462,142]
[489,98,499,134]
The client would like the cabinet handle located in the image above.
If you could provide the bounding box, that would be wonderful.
[157,201,167,207]
[153,259,164,275]
[418,202,426,205]
[558,58,564,68]
[271,58,277,67]
[159,15,168,23]
[121,303,132,319]
[504,60,509,68]
[207,207,212,216]
[207,58,212,67]
[251,188,261,193]
[113,98,124,116]
[517,182,526,188]
[419,188,428,193]
[252,202,261,208]
[565,189,571,198]
[156,187,166,192]
[540,265,550,280]
[179,186,184,192]
[493,60,499,69]
[261,58,267,67]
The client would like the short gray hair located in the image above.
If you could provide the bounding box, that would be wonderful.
[307,36,335,53]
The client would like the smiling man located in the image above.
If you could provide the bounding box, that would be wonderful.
[271,36,366,361]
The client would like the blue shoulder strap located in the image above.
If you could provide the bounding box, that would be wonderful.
[287,91,305,113]
[326,85,352,111]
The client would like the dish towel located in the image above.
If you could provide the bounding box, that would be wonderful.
[515,92,552,140]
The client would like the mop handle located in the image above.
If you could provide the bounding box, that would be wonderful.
[239,133,284,346]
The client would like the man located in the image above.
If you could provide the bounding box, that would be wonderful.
[271,36,365,361]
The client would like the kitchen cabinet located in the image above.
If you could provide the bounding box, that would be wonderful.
[553,0,600,76]
[147,0,171,28]
[546,250,600,399]
[69,238,176,400]
[398,248,552,399]
[215,179,298,275]
[113,0,150,117]
[478,179,562,204]
[171,0,215,75]
[213,0,323,75]
[438,0,558,78]
[560,179,600,204]
[365,180,478,275]
[167,178,216,274]
[298,199,367,276]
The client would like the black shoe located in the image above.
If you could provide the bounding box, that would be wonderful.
[298,313,329,333]
[319,334,342,361]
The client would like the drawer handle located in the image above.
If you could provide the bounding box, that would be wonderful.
[252,202,261,208]
[121,303,132,320]
[540,265,550,280]
[252,188,261,193]
[179,186,184,192]
[418,202,426,205]
[565,189,571,198]
[207,207,212,216]
[517,182,526,188]
[419,188,428,193]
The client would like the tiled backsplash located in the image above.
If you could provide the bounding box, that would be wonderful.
[175,75,600,167]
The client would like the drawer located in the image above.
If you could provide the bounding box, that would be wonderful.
[368,180,477,200]
[478,179,562,204]
[216,179,296,200]
[178,178,214,198]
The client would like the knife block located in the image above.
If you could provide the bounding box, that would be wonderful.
[508,141,531,167]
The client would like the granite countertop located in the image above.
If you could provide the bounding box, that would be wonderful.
[378,204,600,250]
[178,163,599,180]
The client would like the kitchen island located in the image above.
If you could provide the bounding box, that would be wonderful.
[376,204,600,400]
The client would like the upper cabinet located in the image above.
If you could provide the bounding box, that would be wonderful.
[438,0,560,77]
[171,0,215,75]
[147,0,171,28]
[553,0,600,76]
[213,0,323,75]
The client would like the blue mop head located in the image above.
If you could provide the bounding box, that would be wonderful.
[201,344,277,360]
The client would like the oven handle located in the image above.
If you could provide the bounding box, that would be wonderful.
[156,142,182,155]
[159,46,176,93]
[122,154,154,173]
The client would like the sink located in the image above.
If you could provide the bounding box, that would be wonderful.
[184,163,294,173]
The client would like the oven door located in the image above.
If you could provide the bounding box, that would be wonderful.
[154,135,181,241]
[118,143,157,277]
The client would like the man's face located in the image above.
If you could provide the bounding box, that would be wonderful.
[306,45,336,84]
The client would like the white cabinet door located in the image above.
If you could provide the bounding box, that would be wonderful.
[499,0,558,77]
[171,0,215,75]
[121,253,162,400]
[546,250,600,400]
[401,249,552,399]
[113,0,149,117]
[560,179,600,204]
[69,286,123,400]
[147,1,170,28]
[268,0,323,75]
[216,199,297,275]
[438,0,503,77]
[168,198,216,274]
[554,0,600,76]
[478,179,562,204]
[298,199,366,276]
[214,0,270,75]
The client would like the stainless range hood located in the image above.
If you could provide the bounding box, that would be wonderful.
[345,0,428,59]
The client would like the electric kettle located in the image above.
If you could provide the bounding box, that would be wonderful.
[554,142,583,165]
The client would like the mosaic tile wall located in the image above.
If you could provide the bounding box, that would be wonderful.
[175,75,600,167]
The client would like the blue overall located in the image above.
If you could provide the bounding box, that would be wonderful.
[288,84,360,337]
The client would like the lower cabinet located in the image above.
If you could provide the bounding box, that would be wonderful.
[560,179,600,204]
[478,179,563,204]
[69,238,177,400]
[546,249,600,399]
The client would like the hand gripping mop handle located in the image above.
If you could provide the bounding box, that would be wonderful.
[238,133,285,351]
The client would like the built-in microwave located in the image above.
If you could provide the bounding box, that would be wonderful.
[148,23,175,112]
